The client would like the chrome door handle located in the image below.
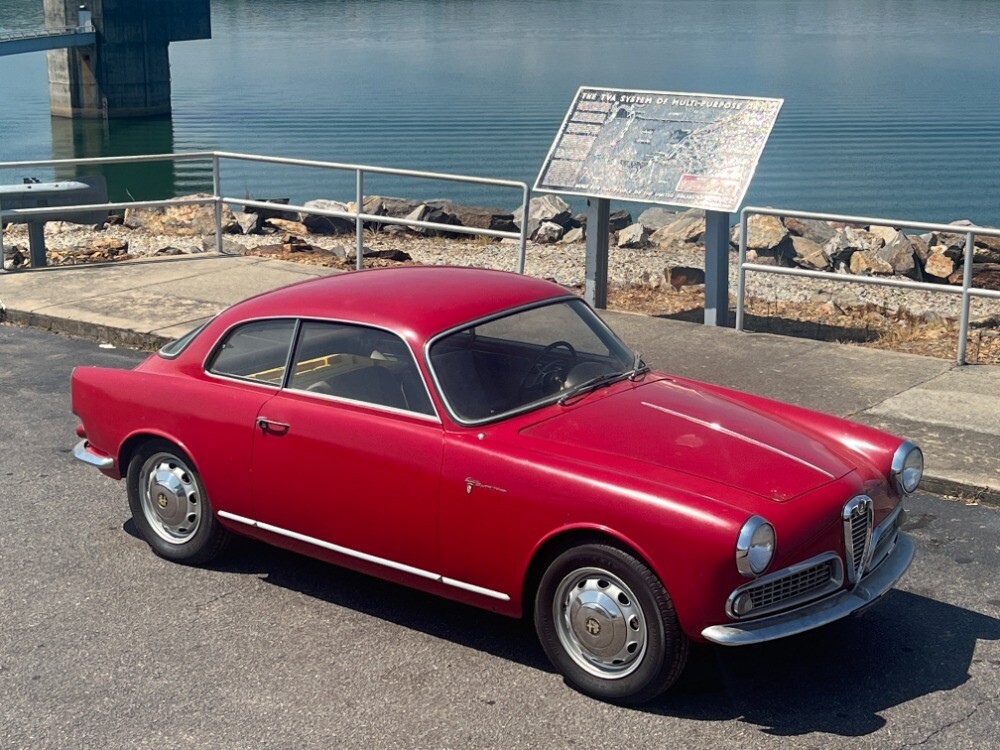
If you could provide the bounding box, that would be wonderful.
[256,417,290,434]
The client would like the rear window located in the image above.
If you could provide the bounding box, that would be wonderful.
[207,319,296,385]
[158,321,209,359]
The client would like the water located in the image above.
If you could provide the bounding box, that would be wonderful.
[1,0,999,223]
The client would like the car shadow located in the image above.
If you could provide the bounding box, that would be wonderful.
[148,527,1000,736]
[655,590,1000,736]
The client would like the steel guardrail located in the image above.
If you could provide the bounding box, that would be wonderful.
[0,151,531,275]
[737,206,1000,364]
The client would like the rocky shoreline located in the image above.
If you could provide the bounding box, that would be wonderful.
[4,192,1000,334]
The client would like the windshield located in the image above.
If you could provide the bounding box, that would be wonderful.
[428,299,636,423]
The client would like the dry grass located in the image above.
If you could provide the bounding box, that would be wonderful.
[604,285,1000,365]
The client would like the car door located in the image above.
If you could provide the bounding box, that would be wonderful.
[250,319,444,574]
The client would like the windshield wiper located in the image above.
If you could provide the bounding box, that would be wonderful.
[557,353,649,406]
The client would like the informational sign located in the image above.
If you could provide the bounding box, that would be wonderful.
[535,87,783,213]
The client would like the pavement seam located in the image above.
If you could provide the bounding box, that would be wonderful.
[843,363,960,419]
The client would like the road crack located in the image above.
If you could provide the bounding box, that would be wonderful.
[893,693,996,749]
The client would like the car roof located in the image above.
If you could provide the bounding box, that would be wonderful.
[224,266,571,342]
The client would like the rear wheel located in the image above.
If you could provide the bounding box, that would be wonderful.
[126,439,230,565]
[534,543,688,704]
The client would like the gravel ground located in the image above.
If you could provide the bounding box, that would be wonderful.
[5,221,999,326]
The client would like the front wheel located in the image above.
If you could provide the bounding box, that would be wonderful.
[126,439,230,565]
[534,544,689,704]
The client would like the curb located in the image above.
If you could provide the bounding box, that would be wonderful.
[3,304,998,508]
[920,475,1000,510]
[2,308,171,351]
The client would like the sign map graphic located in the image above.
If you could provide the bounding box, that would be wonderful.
[535,88,783,213]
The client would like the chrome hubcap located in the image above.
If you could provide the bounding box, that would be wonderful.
[139,452,202,544]
[553,567,647,679]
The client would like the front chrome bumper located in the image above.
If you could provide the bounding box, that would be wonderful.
[73,439,115,470]
[701,531,914,646]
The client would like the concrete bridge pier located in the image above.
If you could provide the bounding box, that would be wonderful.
[44,1,211,119]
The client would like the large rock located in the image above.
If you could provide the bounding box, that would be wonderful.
[608,210,633,233]
[732,213,788,251]
[124,194,236,236]
[513,195,572,239]
[948,263,1000,290]
[559,226,585,244]
[637,207,677,232]
[245,198,296,222]
[664,265,705,291]
[617,222,649,248]
[299,199,354,234]
[425,200,517,232]
[784,216,836,245]
[924,247,956,279]
[651,210,705,245]
[938,220,1000,263]
[393,204,462,237]
[850,249,895,275]
[376,196,423,218]
[823,227,884,265]
[789,235,830,270]
[535,221,564,244]
[875,231,920,279]
[867,224,899,244]
[232,210,262,235]
[266,218,309,235]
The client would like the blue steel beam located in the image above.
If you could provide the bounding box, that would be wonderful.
[0,31,95,58]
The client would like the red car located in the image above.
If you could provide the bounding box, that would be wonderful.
[72,266,920,704]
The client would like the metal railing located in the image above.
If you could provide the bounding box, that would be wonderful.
[0,25,92,42]
[0,151,530,274]
[737,206,1000,365]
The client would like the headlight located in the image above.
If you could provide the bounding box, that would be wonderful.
[891,441,923,495]
[736,515,775,578]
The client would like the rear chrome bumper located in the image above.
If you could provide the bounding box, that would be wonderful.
[702,531,914,646]
[73,439,115,471]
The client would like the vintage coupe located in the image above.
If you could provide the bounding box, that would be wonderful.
[72,266,920,703]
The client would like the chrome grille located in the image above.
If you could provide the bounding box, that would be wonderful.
[868,504,904,573]
[726,553,844,619]
[843,495,874,584]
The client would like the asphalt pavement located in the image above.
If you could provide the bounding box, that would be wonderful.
[1,326,998,750]
[1,254,997,501]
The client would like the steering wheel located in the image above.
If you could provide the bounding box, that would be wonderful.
[519,340,577,395]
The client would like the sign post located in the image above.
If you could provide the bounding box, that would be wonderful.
[534,87,782,323]
[584,198,610,308]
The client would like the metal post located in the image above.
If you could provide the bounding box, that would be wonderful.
[27,222,47,267]
[0,211,6,271]
[704,210,730,326]
[735,209,749,331]
[585,198,610,308]
[355,169,364,271]
[212,153,223,255]
[517,185,530,274]
[956,231,975,365]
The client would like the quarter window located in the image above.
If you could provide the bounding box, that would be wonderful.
[288,321,435,416]
[208,319,296,385]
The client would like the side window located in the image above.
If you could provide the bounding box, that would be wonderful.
[208,319,296,385]
[288,321,435,417]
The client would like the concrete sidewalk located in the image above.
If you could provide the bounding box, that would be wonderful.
[2,254,997,503]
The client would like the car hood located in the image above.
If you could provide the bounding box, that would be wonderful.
[519,377,856,501]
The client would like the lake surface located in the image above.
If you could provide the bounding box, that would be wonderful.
[2,0,999,223]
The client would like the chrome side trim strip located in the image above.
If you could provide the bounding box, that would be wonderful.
[641,401,837,478]
[440,577,510,600]
[703,532,914,646]
[72,439,115,470]
[217,511,511,602]
[217,510,256,527]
